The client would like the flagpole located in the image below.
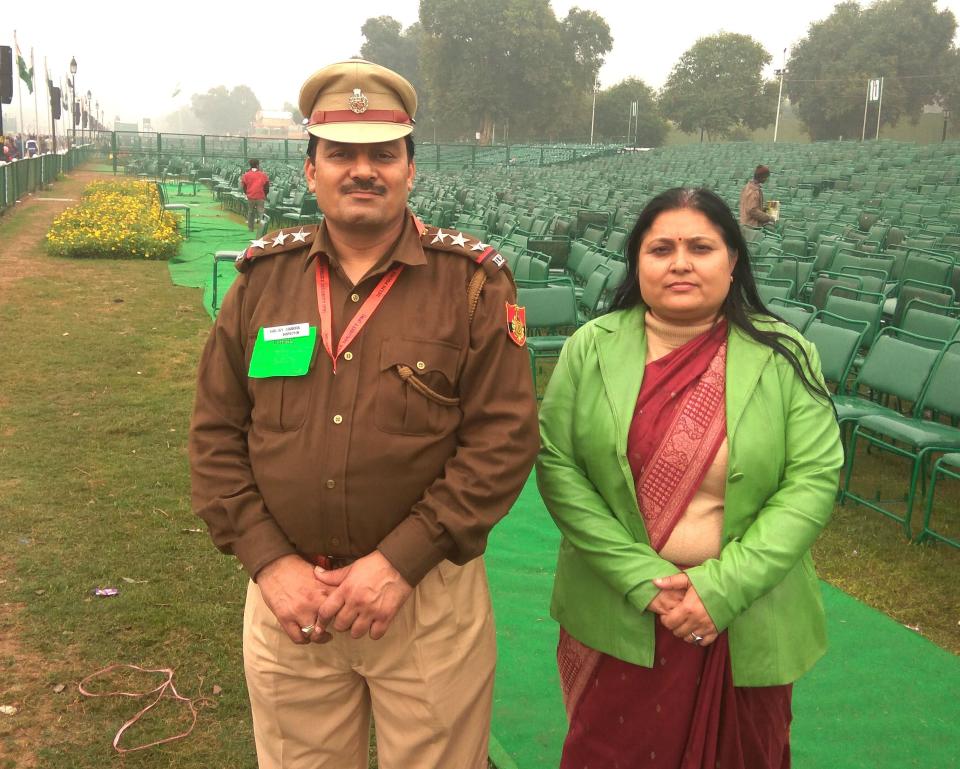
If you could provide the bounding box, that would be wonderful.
[45,57,52,146]
[32,48,39,139]
[14,31,25,142]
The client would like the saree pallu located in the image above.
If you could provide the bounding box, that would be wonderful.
[557,319,792,769]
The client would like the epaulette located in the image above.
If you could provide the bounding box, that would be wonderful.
[235,224,320,273]
[419,222,509,278]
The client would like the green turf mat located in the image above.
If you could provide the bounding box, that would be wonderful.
[162,183,250,318]
[486,472,960,769]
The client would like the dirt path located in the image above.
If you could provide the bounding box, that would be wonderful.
[0,168,107,768]
[0,170,105,298]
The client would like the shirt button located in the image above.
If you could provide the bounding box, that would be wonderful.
[325,479,336,489]
[416,361,426,370]
[333,414,343,424]
[350,293,360,303]
[330,537,341,547]
[343,351,354,361]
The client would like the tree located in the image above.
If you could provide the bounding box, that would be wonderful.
[360,17,433,140]
[191,85,261,135]
[562,7,613,93]
[659,33,776,142]
[594,78,668,146]
[283,101,303,126]
[418,0,611,143]
[787,0,956,141]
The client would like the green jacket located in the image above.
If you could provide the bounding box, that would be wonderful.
[537,307,843,686]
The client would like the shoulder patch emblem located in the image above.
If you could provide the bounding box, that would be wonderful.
[420,225,508,274]
[506,302,527,346]
[236,225,319,272]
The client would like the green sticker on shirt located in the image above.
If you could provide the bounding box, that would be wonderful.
[248,324,317,378]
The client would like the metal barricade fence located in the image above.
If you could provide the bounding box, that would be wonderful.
[109,130,616,174]
[0,146,95,215]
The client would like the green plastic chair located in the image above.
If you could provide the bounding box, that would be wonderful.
[898,299,960,347]
[843,340,960,536]
[830,327,944,443]
[767,298,816,332]
[519,283,578,399]
[918,452,960,547]
[802,313,870,395]
[822,288,886,346]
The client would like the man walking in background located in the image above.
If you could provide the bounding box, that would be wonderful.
[241,158,269,232]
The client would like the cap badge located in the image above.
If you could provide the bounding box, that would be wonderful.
[348,88,369,114]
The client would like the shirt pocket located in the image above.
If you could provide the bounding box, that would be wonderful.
[245,332,320,432]
[375,338,463,436]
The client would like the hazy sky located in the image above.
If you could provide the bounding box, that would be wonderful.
[3,0,960,131]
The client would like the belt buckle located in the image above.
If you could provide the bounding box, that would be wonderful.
[308,554,356,570]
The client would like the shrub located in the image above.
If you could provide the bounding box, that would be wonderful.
[46,180,181,259]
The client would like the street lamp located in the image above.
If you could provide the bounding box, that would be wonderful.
[589,79,600,145]
[773,48,788,143]
[86,90,91,144]
[69,56,77,146]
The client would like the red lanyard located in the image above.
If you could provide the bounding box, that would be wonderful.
[315,260,404,373]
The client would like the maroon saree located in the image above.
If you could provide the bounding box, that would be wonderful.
[557,319,793,769]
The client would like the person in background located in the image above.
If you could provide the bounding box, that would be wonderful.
[538,186,842,769]
[241,158,270,232]
[189,59,539,769]
[739,164,775,228]
[25,135,38,157]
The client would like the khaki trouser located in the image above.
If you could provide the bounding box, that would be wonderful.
[243,557,496,769]
[247,198,265,231]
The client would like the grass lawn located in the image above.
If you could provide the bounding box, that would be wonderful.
[0,168,956,768]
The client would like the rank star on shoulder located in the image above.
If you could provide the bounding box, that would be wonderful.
[272,231,289,247]
[449,232,469,248]
[431,229,450,245]
[290,229,309,243]
[249,238,268,250]
[470,240,490,252]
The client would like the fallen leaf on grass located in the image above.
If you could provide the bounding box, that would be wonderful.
[181,528,203,534]
[53,684,66,694]
[121,577,149,584]
[0,705,17,715]
[212,685,222,696]
[34,589,46,596]
[903,624,921,632]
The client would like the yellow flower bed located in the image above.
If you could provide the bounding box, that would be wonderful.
[46,180,181,259]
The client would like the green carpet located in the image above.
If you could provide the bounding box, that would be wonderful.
[162,183,250,318]
[487,472,960,769]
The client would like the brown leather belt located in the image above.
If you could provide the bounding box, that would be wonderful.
[302,554,359,570]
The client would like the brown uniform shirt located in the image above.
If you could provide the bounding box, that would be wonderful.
[739,179,774,227]
[188,212,540,586]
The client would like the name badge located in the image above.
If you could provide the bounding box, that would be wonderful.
[249,325,317,378]
[263,323,310,341]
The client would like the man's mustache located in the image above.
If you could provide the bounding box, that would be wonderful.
[340,181,387,195]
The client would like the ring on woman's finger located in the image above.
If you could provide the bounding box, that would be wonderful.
[689,632,704,644]
[300,624,315,636]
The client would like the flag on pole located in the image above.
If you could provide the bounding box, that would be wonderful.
[14,32,33,94]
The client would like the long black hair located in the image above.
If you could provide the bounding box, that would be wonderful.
[609,187,831,404]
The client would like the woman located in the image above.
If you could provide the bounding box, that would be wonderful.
[538,187,843,768]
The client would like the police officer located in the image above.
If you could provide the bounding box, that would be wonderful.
[189,59,539,769]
